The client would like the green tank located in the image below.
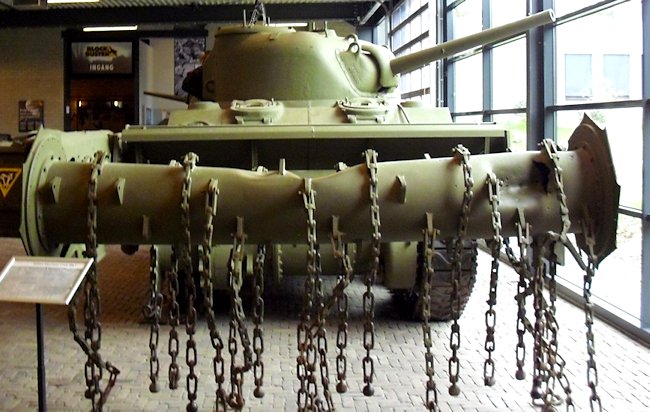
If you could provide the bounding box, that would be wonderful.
[6,9,619,320]
[2,7,622,411]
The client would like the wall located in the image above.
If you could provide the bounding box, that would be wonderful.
[0,27,64,136]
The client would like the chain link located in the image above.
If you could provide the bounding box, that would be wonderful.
[448,145,473,396]
[363,149,380,397]
[180,153,199,412]
[421,212,440,411]
[330,215,354,395]
[145,245,163,393]
[504,208,532,381]
[483,173,502,387]
[581,217,603,412]
[227,217,253,410]
[168,245,181,391]
[253,243,267,399]
[66,150,119,412]
[199,178,228,411]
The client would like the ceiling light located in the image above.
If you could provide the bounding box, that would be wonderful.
[48,0,100,3]
[83,25,138,32]
[268,22,308,28]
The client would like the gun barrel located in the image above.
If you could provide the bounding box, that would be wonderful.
[389,9,555,76]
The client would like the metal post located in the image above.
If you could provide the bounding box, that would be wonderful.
[482,0,493,123]
[526,0,555,149]
[641,0,650,329]
[36,303,46,412]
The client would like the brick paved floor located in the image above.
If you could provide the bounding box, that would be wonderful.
[0,237,649,411]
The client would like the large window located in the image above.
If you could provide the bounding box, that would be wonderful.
[436,0,648,336]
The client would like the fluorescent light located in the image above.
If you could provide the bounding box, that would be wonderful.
[83,25,138,32]
[49,0,100,3]
[268,22,308,27]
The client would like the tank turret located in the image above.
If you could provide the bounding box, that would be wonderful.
[200,10,554,102]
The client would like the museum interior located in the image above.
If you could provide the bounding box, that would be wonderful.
[0,0,649,410]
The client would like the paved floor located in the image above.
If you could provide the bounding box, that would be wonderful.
[0,237,649,411]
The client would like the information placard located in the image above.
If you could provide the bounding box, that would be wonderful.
[0,257,93,305]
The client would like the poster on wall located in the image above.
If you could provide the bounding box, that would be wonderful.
[70,42,133,74]
[174,38,206,97]
[18,100,44,133]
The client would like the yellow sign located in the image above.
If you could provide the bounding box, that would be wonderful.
[0,168,21,198]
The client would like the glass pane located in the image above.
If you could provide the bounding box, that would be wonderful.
[493,38,526,110]
[451,0,482,39]
[452,114,482,123]
[558,215,641,323]
[556,1,642,104]
[556,108,642,209]
[555,0,605,17]
[453,53,482,112]
[564,54,592,99]
[493,113,527,151]
[491,0,526,27]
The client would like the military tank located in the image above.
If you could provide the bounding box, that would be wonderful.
[4,7,621,411]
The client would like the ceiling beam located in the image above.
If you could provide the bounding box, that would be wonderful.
[0,3,378,28]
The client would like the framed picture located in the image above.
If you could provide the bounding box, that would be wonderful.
[18,100,44,132]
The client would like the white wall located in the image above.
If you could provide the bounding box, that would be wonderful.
[0,27,64,136]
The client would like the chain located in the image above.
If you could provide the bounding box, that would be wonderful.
[314,242,335,412]
[530,238,546,402]
[448,145,473,396]
[504,209,532,381]
[421,212,440,411]
[581,216,602,412]
[330,215,354,395]
[297,178,316,411]
[483,173,502,387]
[65,150,119,412]
[199,179,228,411]
[227,217,253,410]
[252,243,266,399]
[145,245,163,393]
[180,153,199,412]
[363,149,380,397]
[546,240,575,411]
[168,245,181,390]
[542,139,571,238]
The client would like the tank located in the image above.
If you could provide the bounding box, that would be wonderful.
[2,8,622,411]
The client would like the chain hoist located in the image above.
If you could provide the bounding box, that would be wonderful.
[363,149,380,397]
[227,217,253,410]
[252,243,267,399]
[448,145,473,396]
[330,215,354,395]
[504,208,532,381]
[483,173,502,387]
[199,179,228,411]
[67,150,119,412]
[145,245,163,393]
[420,212,440,411]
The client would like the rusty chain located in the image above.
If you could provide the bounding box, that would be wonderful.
[180,153,200,412]
[504,208,532,381]
[448,145,473,396]
[66,150,119,412]
[199,179,228,411]
[484,173,503,387]
[421,212,440,411]
[168,245,181,391]
[530,237,546,402]
[297,179,316,411]
[363,149,380,397]
[145,245,163,393]
[252,243,267,399]
[581,216,603,412]
[227,217,253,410]
[330,215,354,395]
[313,242,335,412]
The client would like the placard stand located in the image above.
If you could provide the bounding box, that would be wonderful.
[0,256,93,412]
